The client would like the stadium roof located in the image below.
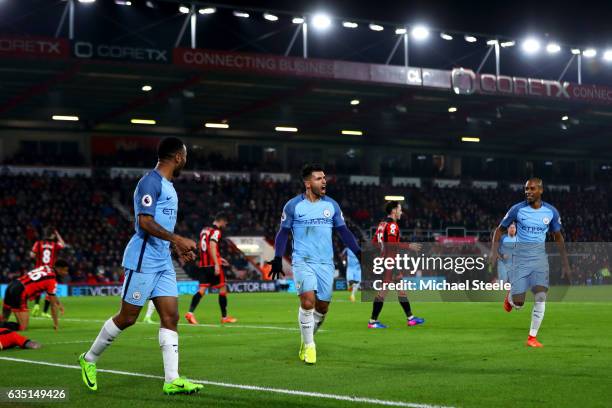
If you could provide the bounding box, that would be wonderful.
[2,53,612,159]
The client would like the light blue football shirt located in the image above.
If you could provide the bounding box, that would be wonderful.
[122,169,178,273]
[499,201,561,256]
[281,194,345,265]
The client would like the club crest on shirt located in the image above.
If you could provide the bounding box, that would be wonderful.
[281,211,287,221]
[542,217,550,225]
[133,291,141,300]
[142,194,153,207]
[323,209,332,218]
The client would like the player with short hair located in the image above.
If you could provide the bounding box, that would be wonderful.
[342,247,361,302]
[185,212,237,324]
[1,260,69,331]
[490,178,570,348]
[368,201,424,329]
[268,164,361,365]
[78,137,203,395]
[30,228,66,318]
[497,223,517,283]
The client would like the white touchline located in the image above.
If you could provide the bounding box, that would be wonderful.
[0,357,451,408]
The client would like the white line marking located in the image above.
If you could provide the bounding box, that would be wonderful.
[0,356,451,408]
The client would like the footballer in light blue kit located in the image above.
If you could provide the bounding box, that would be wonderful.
[79,137,203,395]
[268,164,361,365]
[491,178,570,348]
[497,223,517,282]
[342,247,361,302]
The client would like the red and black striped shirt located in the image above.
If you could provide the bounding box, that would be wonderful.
[198,226,222,268]
[18,266,58,299]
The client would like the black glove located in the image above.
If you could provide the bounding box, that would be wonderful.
[266,256,284,279]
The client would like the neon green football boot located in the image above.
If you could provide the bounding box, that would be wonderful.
[298,341,305,361]
[163,377,204,395]
[78,353,97,391]
[31,304,41,317]
[304,344,316,365]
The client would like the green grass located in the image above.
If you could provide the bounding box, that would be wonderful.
[1,290,611,408]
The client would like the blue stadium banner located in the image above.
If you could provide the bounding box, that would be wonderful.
[68,281,199,297]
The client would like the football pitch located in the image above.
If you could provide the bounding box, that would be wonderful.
[1,290,611,408]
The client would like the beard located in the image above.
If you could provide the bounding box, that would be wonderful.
[173,160,186,177]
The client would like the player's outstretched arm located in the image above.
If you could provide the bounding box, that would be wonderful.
[335,225,361,258]
[48,294,60,330]
[138,214,196,256]
[489,226,506,264]
[267,227,290,279]
[553,231,571,281]
[54,229,66,247]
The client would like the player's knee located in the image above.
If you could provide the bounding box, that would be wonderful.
[159,312,179,329]
[315,303,329,314]
[300,298,315,310]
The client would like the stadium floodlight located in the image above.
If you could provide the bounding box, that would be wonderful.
[395,28,407,35]
[341,130,363,136]
[561,115,569,121]
[461,137,480,143]
[312,13,332,30]
[448,106,458,113]
[369,23,384,32]
[384,195,405,201]
[604,50,612,61]
[179,5,190,14]
[198,7,216,15]
[440,32,453,40]
[275,126,298,132]
[263,13,278,21]
[546,43,561,54]
[233,11,250,18]
[417,155,427,160]
[411,25,429,40]
[583,48,597,58]
[52,115,79,121]
[342,21,358,28]
[545,161,553,166]
[115,0,131,5]
[486,39,498,46]
[522,38,540,54]
[131,119,156,125]
[464,35,477,43]
[78,0,96,3]
[292,17,304,24]
[146,1,155,8]
[500,40,516,48]
[141,85,152,92]
[350,99,360,105]
[205,122,229,129]
[571,48,581,55]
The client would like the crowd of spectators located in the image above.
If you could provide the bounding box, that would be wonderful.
[1,172,611,286]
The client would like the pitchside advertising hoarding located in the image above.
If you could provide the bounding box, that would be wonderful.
[1,35,611,104]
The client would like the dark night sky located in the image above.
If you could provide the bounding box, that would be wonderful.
[213,0,612,47]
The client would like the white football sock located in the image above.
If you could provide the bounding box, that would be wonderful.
[145,300,155,319]
[313,310,326,335]
[85,318,122,363]
[159,328,179,383]
[298,307,314,346]
[529,292,546,337]
[351,282,360,297]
